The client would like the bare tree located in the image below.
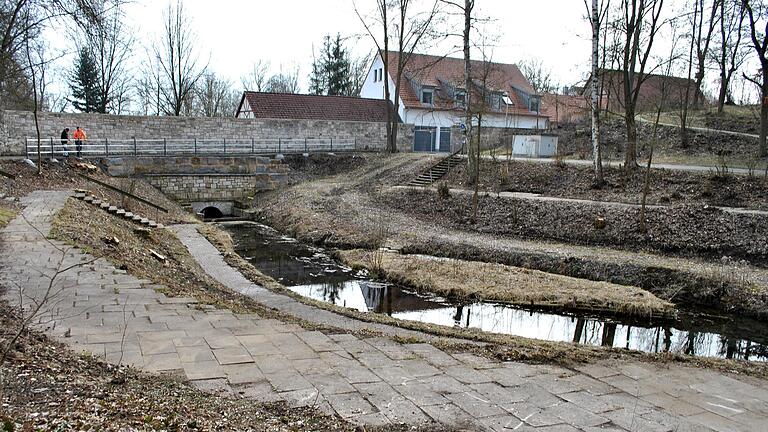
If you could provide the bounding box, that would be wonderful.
[586,0,608,185]
[0,0,104,110]
[135,55,162,116]
[355,0,443,153]
[350,50,373,97]
[616,0,666,170]
[194,72,237,117]
[80,0,134,114]
[681,0,700,148]
[715,0,747,112]
[519,58,556,93]
[240,59,270,92]
[152,0,207,116]
[743,0,768,157]
[693,0,720,108]
[263,64,300,93]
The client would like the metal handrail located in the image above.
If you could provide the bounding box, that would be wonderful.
[24,136,363,158]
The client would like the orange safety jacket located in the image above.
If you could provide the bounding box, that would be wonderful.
[73,129,87,140]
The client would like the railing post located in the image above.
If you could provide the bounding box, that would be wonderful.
[278,138,282,154]
[133,137,137,156]
[194,138,197,155]
[305,137,308,153]
[163,138,167,156]
[223,138,226,155]
[330,137,333,152]
[24,137,28,159]
[49,137,54,157]
[105,138,109,157]
[354,137,357,151]
[251,137,254,154]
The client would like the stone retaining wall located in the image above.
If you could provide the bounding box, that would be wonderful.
[104,155,290,177]
[0,110,415,156]
[146,174,283,202]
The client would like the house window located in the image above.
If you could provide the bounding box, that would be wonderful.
[379,68,383,82]
[491,94,501,110]
[373,69,379,82]
[456,91,466,107]
[529,95,540,113]
[421,89,433,105]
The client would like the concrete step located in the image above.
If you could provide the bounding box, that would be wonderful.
[107,206,118,213]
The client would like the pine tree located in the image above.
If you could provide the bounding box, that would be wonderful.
[308,34,354,96]
[69,48,102,112]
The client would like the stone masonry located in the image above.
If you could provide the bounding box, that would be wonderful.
[147,174,282,202]
[0,110,415,156]
[2,191,767,431]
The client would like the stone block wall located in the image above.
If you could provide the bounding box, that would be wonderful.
[147,174,282,202]
[0,110,415,156]
[104,155,290,177]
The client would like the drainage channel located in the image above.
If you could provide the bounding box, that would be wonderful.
[219,221,768,362]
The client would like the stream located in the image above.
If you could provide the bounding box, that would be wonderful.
[219,221,768,362]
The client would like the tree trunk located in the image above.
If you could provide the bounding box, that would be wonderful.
[590,0,604,185]
[464,0,476,184]
[625,109,638,169]
[760,89,768,158]
[717,70,728,114]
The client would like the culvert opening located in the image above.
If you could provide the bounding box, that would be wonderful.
[201,206,225,219]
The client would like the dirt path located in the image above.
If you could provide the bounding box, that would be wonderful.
[393,185,768,217]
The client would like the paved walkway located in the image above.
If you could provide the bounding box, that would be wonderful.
[2,191,767,431]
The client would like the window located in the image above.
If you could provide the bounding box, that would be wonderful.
[456,91,466,107]
[491,94,501,110]
[379,68,383,82]
[373,69,379,82]
[529,95,540,113]
[421,89,433,105]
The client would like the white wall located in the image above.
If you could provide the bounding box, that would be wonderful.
[512,135,558,158]
[360,53,406,120]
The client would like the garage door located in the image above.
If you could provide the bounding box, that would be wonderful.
[414,127,436,152]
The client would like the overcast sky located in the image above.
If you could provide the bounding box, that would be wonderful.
[45,0,760,107]
[121,0,593,89]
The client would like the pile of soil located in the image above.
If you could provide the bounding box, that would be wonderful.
[380,188,768,265]
[443,159,768,210]
[557,118,762,162]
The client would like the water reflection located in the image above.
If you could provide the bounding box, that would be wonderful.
[220,221,768,362]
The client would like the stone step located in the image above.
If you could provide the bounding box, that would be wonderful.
[148,221,158,228]
[140,218,150,225]
[116,209,126,216]
[74,193,86,199]
[124,212,134,219]
[92,199,102,205]
[84,196,94,203]
[100,202,110,209]
[107,206,118,213]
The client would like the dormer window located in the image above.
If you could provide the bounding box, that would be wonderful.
[490,94,501,110]
[421,89,433,105]
[456,90,466,107]
[529,95,540,112]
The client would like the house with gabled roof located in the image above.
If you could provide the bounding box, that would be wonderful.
[361,51,553,154]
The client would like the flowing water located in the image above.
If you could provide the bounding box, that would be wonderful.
[220,221,768,362]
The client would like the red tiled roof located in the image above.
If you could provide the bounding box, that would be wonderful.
[382,51,544,117]
[239,92,395,122]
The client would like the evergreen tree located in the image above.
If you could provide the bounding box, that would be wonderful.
[69,47,102,112]
[308,34,354,96]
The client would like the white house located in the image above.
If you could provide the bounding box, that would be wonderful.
[361,51,554,155]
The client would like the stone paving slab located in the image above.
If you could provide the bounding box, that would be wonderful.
[2,191,767,431]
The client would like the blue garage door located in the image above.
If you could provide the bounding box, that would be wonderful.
[414,126,436,152]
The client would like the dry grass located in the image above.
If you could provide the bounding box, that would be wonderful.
[0,206,16,227]
[339,249,676,319]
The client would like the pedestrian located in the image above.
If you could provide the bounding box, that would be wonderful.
[60,127,70,157]
[73,126,86,158]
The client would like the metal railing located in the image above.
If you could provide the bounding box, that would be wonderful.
[25,137,361,158]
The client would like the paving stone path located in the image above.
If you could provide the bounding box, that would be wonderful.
[2,191,767,431]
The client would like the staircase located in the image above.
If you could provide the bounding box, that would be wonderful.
[406,150,464,187]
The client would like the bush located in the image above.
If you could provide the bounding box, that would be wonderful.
[437,182,450,200]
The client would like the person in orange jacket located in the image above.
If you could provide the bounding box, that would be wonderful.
[73,126,87,158]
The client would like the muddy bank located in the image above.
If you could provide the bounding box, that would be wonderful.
[380,188,768,265]
[444,159,768,211]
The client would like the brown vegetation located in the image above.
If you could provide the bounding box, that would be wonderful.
[338,249,676,318]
